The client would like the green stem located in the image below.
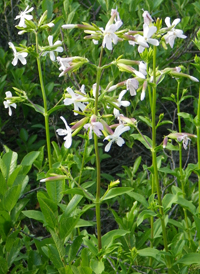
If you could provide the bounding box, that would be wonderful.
[176,80,191,242]
[94,46,104,251]
[197,84,200,215]
[35,33,52,169]
[151,46,172,273]
[78,136,88,185]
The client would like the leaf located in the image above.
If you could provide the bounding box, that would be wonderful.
[37,193,58,229]
[59,216,80,240]
[177,253,200,265]
[152,0,164,9]
[177,197,196,214]
[101,187,133,201]
[2,150,18,179]
[46,178,65,204]
[90,259,105,274]
[177,112,194,122]
[2,185,21,213]
[138,116,152,127]
[22,210,45,223]
[194,216,200,240]
[0,256,8,274]
[42,0,53,20]
[68,235,83,263]
[130,134,152,150]
[127,192,148,208]
[62,195,83,217]
[21,151,40,167]
[47,244,64,269]
[132,156,142,174]
[138,247,160,260]
[0,211,12,240]
[102,229,129,248]
[48,105,66,115]
[137,210,157,226]
[162,194,177,212]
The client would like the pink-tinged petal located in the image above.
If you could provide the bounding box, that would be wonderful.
[48,35,53,46]
[5,91,12,97]
[140,90,145,101]
[172,18,181,27]
[60,116,70,130]
[138,45,145,53]
[3,101,9,108]
[114,108,120,117]
[103,36,112,50]
[55,46,63,53]
[165,17,171,28]
[133,69,145,79]
[116,137,125,147]
[135,35,149,47]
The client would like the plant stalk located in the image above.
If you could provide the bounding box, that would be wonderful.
[197,84,200,215]
[176,80,191,242]
[94,46,104,251]
[151,46,172,273]
[35,32,52,169]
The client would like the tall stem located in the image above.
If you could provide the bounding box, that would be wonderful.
[151,46,172,272]
[176,80,191,242]
[35,33,52,169]
[197,84,200,215]
[94,46,104,251]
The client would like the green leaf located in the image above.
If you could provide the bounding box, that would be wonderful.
[47,244,64,269]
[0,256,8,274]
[46,178,65,204]
[177,112,194,122]
[132,156,141,174]
[62,195,83,217]
[22,210,45,223]
[2,150,18,179]
[42,0,53,20]
[152,0,164,9]
[177,197,196,214]
[138,116,152,127]
[130,134,152,150]
[78,266,93,274]
[37,192,58,229]
[68,235,83,263]
[0,211,12,240]
[194,216,200,240]
[137,210,157,226]
[101,187,133,201]
[21,151,40,167]
[127,192,148,208]
[2,185,21,213]
[138,247,160,260]
[90,259,105,274]
[60,216,80,240]
[177,253,200,265]
[162,194,177,212]
[48,105,66,115]
[102,229,129,248]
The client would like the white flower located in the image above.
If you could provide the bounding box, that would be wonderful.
[64,86,88,115]
[15,5,34,27]
[129,24,159,53]
[104,124,130,152]
[113,90,130,118]
[92,83,101,98]
[42,36,63,61]
[177,134,190,150]
[3,91,17,116]
[111,7,122,24]
[102,20,122,50]
[84,115,104,139]
[142,10,153,25]
[56,116,72,148]
[8,42,28,66]
[164,17,187,48]
[126,78,139,96]
[57,56,72,77]
[139,61,147,76]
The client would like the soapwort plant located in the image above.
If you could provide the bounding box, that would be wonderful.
[1,3,200,273]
